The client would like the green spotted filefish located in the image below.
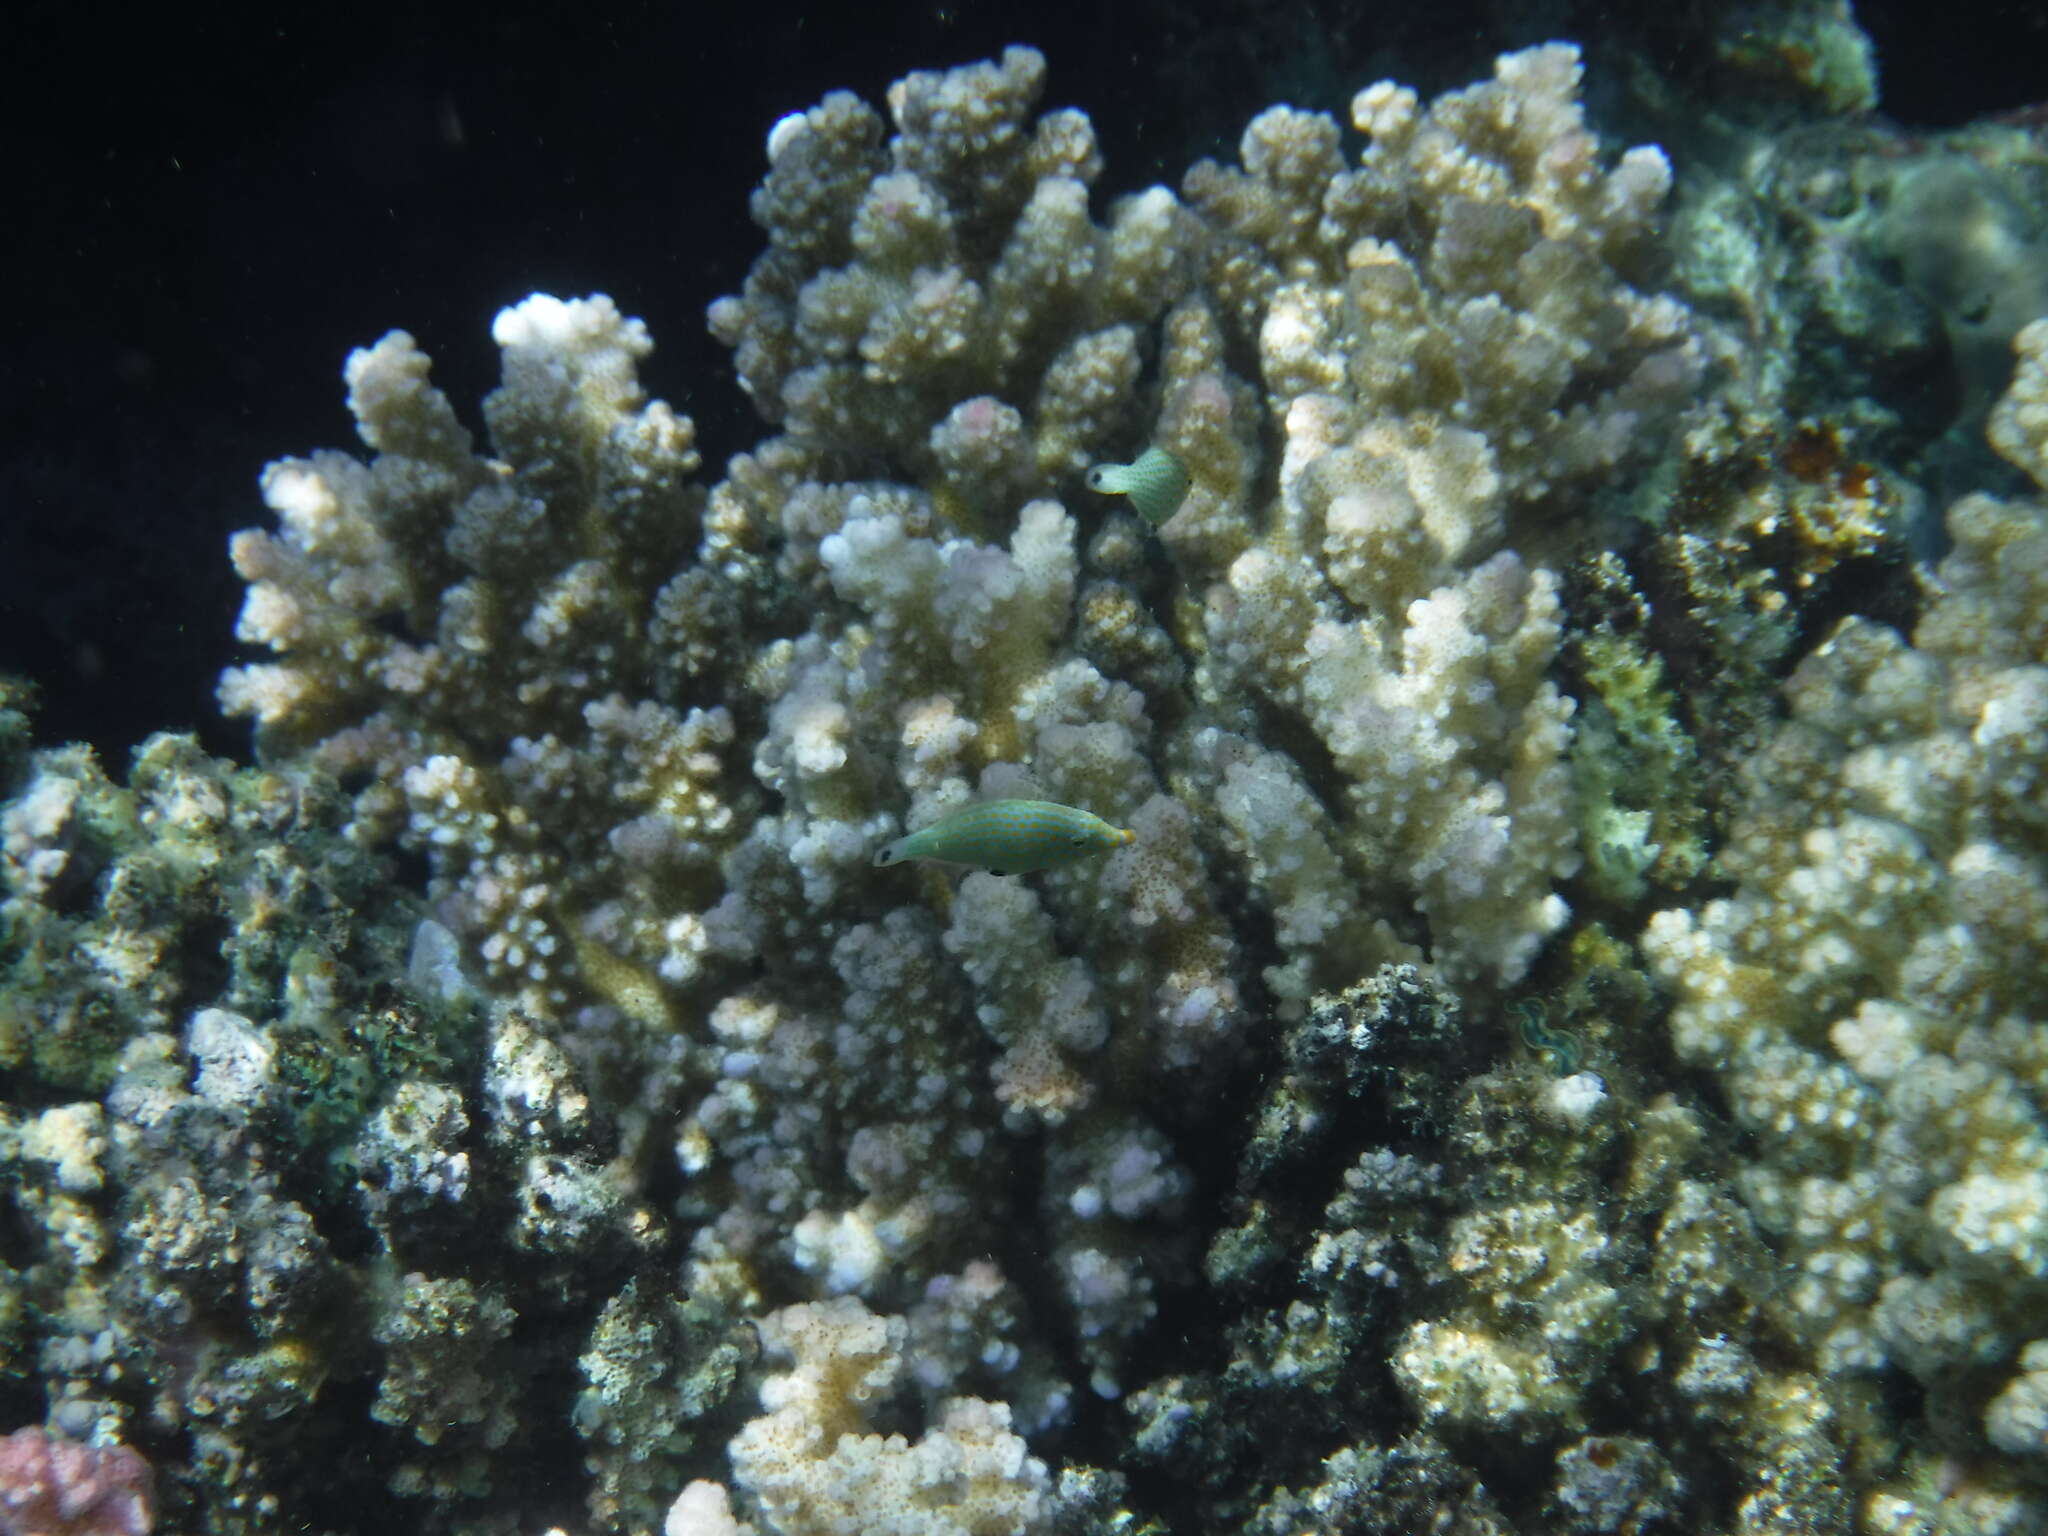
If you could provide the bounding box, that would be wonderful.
[1086,446,1189,527]
[873,799,1135,876]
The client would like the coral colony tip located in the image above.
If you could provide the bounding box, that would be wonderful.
[872,799,1135,876]
[1084,446,1189,527]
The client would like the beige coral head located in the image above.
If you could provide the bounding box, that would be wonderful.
[1989,318,2048,489]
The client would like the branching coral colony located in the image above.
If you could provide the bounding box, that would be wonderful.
[9,31,2048,1536]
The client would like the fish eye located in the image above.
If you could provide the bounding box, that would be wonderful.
[1085,467,1109,489]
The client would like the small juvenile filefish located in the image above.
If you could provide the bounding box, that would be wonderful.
[1086,446,1189,527]
[873,799,1135,876]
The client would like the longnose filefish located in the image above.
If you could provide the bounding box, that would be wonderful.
[1086,446,1189,527]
